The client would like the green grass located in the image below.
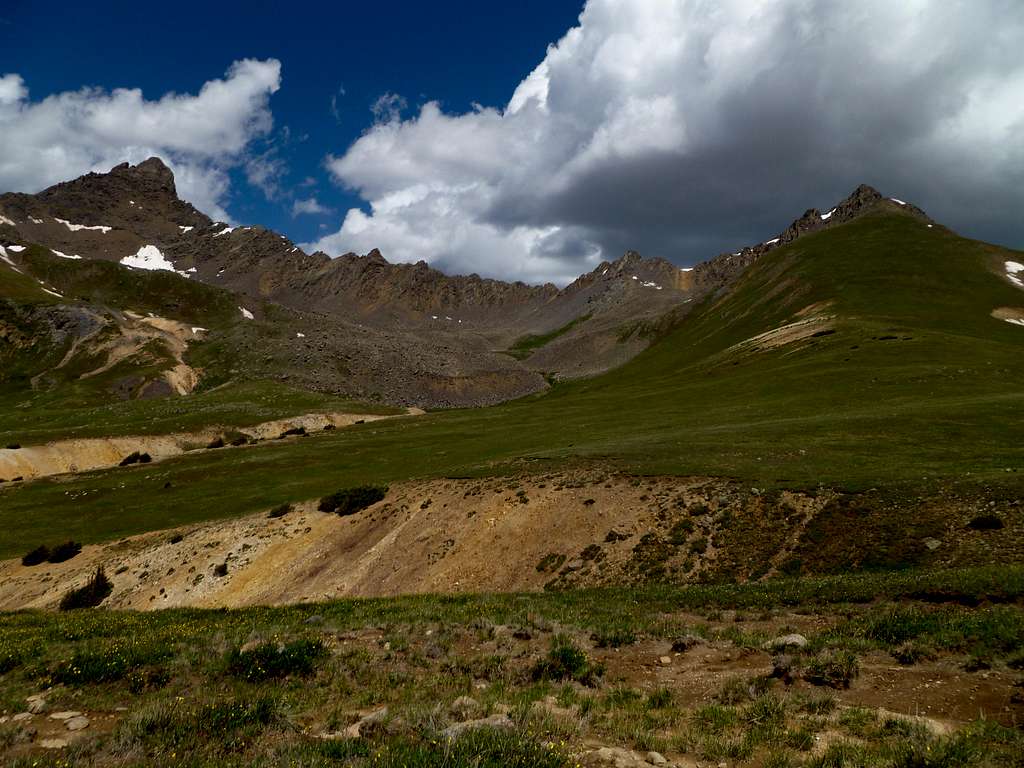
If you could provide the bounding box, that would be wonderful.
[0,380,399,448]
[506,313,592,359]
[2,209,1023,553]
[1,568,1022,766]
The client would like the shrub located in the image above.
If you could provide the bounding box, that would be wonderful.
[207,437,225,449]
[59,568,113,610]
[169,533,184,544]
[804,650,859,688]
[669,518,694,544]
[268,503,293,519]
[48,540,82,563]
[531,635,602,685]
[119,451,152,466]
[226,638,327,681]
[213,562,228,577]
[278,426,307,438]
[968,514,1003,531]
[6,443,21,449]
[318,485,388,515]
[21,545,50,566]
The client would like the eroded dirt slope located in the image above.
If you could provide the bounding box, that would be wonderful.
[1,472,1018,610]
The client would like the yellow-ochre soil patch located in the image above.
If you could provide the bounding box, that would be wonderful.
[2,469,1018,611]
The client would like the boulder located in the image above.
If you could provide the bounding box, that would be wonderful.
[449,695,482,721]
[763,633,808,651]
[441,713,514,740]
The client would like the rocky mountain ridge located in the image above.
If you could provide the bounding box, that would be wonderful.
[1,159,931,406]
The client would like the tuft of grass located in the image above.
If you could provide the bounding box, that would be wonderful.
[803,649,859,689]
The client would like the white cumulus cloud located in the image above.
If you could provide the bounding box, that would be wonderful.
[308,0,1024,284]
[0,59,282,221]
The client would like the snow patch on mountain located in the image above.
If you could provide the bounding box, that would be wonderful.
[120,245,187,276]
[1006,261,1024,288]
[56,217,111,234]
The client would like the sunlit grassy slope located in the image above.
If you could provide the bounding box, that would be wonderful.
[1,208,1023,555]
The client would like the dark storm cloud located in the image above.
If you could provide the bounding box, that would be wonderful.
[312,0,1024,284]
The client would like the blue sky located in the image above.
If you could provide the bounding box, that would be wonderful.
[1,1,1021,284]
[0,1,584,248]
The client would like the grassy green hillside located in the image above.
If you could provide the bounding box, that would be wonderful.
[0,247,397,446]
[1,207,1022,556]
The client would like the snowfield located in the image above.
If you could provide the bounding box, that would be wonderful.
[120,245,188,277]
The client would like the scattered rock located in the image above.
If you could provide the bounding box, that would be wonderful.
[40,738,69,749]
[531,695,578,719]
[49,711,83,720]
[924,537,942,551]
[763,633,808,651]
[343,707,389,739]
[670,634,703,653]
[26,694,47,714]
[441,713,514,740]
[12,712,33,722]
[583,745,673,767]
[449,695,483,721]
[771,654,799,683]
[65,715,90,731]
[658,655,673,666]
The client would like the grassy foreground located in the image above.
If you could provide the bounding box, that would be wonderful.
[1,567,1022,766]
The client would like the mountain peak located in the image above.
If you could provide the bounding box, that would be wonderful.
[110,157,177,195]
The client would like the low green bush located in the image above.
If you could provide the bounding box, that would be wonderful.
[268,503,293,519]
[119,451,152,466]
[21,545,49,566]
[318,485,388,515]
[47,540,82,563]
[51,638,172,685]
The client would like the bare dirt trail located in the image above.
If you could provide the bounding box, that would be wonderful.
[0,409,414,483]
